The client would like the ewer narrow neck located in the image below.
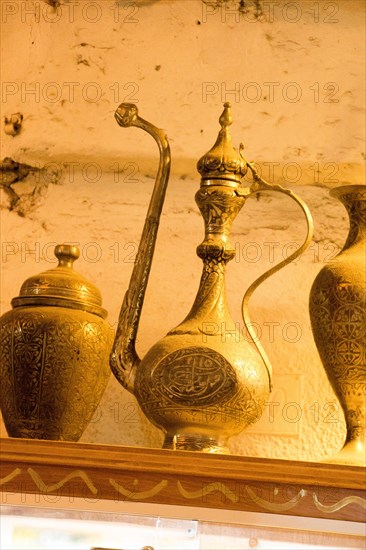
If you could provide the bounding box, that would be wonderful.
[330,185,366,249]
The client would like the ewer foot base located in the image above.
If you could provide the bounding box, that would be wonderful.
[323,438,366,466]
[163,432,230,454]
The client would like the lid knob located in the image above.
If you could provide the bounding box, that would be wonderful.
[55,244,80,268]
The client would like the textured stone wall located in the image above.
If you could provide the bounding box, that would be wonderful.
[0,0,365,461]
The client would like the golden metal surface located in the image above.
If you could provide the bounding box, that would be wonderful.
[310,185,366,466]
[110,103,171,393]
[12,244,107,317]
[111,103,313,453]
[0,244,113,440]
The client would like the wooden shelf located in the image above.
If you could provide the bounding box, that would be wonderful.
[1,438,365,523]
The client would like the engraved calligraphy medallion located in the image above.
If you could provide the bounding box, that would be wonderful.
[151,347,236,407]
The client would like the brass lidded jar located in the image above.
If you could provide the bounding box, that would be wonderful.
[0,244,113,441]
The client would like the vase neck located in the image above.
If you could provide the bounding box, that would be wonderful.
[334,187,366,249]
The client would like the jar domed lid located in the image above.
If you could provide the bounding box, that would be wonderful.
[11,244,107,318]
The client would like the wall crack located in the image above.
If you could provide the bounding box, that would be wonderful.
[0,158,47,217]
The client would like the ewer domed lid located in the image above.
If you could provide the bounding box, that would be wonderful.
[197,102,248,185]
[11,244,107,318]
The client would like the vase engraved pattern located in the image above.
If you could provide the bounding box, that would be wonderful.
[0,308,113,440]
[309,185,366,464]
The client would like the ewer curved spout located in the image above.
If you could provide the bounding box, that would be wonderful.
[110,104,171,393]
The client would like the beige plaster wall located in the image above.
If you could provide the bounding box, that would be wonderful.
[1,0,365,181]
[0,0,365,461]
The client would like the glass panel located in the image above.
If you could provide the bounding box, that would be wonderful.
[1,509,158,550]
[156,518,199,549]
[199,520,365,550]
[0,504,364,550]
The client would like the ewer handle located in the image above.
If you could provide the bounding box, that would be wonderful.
[239,158,314,388]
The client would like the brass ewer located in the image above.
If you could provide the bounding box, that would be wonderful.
[111,102,313,453]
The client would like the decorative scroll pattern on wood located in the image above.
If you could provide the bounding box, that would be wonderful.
[1,466,365,519]
[109,478,168,500]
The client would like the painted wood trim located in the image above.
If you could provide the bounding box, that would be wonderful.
[1,438,365,523]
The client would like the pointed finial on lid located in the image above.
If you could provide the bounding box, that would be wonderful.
[219,102,233,128]
[197,103,248,185]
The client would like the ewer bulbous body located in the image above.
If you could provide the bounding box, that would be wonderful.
[309,185,366,465]
[0,245,113,441]
[111,103,313,453]
[135,188,269,453]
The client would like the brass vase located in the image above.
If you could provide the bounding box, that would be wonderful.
[0,244,113,441]
[110,102,313,453]
[309,185,366,465]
